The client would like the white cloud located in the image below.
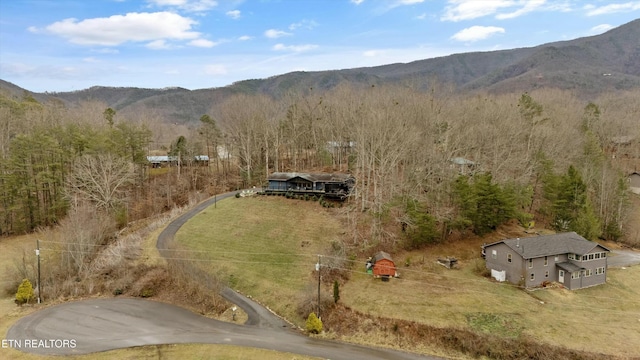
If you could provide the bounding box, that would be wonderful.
[226,10,241,19]
[496,0,545,19]
[264,29,292,38]
[189,38,217,47]
[204,64,227,75]
[289,20,318,31]
[443,0,558,21]
[415,13,428,20]
[590,24,614,34]
[93,48,119,54]
[351,0,365,4]
[442,0,514,21]
[82,57,99,63]
[451,25,505,42]
[40,12,200,46]
[146,39,172,49]
[272,43,318,52]
[396,0,425,4]
[585,2,640,16]
[147,0,218,12]
[238,35,252,41]
[363,50,383,57]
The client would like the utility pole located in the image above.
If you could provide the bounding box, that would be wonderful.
[316,254,321,318]
[36,239,41,304]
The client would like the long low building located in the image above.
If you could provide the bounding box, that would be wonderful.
[265,172,355,200]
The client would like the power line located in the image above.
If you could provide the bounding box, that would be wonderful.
[35,247,640,309]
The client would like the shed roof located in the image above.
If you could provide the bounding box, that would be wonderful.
[483,232,610,259]
[267,172,353,183]
[372,251,394,263]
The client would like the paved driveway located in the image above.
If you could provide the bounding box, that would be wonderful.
[6,298,432,359]
[608,249,640,267]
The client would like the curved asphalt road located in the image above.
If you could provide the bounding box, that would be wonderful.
[7,191,437,359]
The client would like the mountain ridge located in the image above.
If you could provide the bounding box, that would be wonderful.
[2,18,639,123]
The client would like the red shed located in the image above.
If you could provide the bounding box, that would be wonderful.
[372,251,397,278]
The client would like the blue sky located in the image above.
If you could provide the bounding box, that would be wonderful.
[0,0,638,92]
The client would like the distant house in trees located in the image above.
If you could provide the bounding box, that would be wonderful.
[482,232,610,290]
[265,172,355,200]
[146,155,209,168]
[450,157,477,175]
[371,251,397,278]
[629,172,640,195]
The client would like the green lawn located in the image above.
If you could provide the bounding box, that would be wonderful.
[173,196,343,325]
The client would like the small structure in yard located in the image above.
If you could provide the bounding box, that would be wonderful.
[482,232,610,290]
[371,251,397,279]
[437,257,458,269]
[265,172,355,200]
[629,172,640,195]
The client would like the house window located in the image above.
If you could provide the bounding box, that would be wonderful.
[571,271,580,279]
[588,254,594,260]
[530,273,535,281]
[555,256,559,262]
[601,252,607,258]
[585,269,592,277]
[507,253,512,263]
[544,256,548,266]
[545,270,549,278]
[568,254,575,260]
[595,267,605,275]
[581,255,587,261]
[595,253,600,259]
[528,259,533,268]
[492,250,497,259]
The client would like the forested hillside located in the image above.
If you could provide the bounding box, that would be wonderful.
[1,19,638,126]
[1,84,638,246]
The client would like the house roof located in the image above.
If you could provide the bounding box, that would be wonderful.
[267,172,353,183]
[372,251,394,263]
[556,262,585,272]
[450,157,476,166]
[483,232,610,259]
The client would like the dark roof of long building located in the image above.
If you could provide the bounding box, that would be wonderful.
[483,232,610,259]
[267,172,353,183]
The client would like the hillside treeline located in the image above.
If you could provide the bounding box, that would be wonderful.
[1,84,638,246]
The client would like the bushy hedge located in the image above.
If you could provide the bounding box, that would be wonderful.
[15,279,35,305]
[306,312,323,334]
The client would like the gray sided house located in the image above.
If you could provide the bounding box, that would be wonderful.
[482,232,610,290]
[265,172,355,200]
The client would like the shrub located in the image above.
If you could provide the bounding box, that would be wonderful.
[306,312,323,334]
[15,279,35,305]
[471,258,491,277]
[235,193,241,198]
[140,288,154,298]
[333,280,340,304]
[113,288,123,296]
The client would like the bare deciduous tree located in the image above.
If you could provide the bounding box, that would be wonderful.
[67,154,135,211]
